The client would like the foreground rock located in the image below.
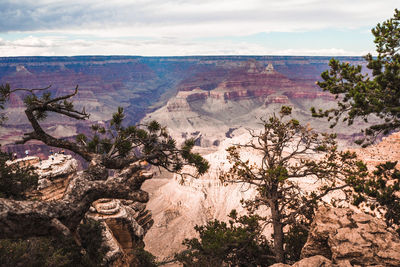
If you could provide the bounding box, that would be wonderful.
[7,154,78,200]
[301,206,400,266]
[5,155,153,266]
[270,255,332,267]
[87,199,154,265]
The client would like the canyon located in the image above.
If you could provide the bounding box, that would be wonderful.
[142,128,399,262]
[0,55,365,150]
[7,129,400,266]
[3,55,396,266]
[143,59,368,150]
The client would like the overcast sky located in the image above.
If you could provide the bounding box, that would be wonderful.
[0,0,398,57]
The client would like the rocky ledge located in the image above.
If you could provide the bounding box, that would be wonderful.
[6,154,153,266]
[87,198,154,265]
[300,206,400,267]
[270,255,332,267]
[271,206,400,267]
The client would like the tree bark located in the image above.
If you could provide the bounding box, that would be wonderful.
[0,160,152,239]
[270,199,285,263]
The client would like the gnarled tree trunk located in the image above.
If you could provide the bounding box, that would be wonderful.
[270,198,285,263]
[0,160,152,239]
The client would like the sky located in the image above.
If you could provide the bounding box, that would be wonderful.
[0,0,398,57]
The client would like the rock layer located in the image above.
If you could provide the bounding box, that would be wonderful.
[87,198,153,265]
[1,55,365,148]
[143,61,369,150]
[301,206,400,267]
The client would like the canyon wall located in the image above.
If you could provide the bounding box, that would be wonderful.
[1,55,364,150]
[1,55,377,264]
[143,59,367,150]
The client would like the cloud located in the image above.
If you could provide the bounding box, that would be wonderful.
[0,35,365,57]
[0,0,396,56]
[0,0,398,37]
[273,48,365,56]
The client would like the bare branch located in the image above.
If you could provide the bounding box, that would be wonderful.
[44,85,78,105]
[10,85,52,94]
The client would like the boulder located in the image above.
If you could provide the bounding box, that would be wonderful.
[270,255,332,267]
[301,206,400,266]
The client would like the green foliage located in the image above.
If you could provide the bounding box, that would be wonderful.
[283,199,316,263]
[0,236,79,267]
[177,208,312,266]
[0,218,109,267]
[0,83,11,124]
[24,93,49,121]
[284,223,309,263]
[111,106,125,129]
[0,151,38,200]
[0,83,11,108]
[76,133,87,144]
[313,9,400,145]
[221,109,363,263]
[175,210,274,267]
[77,107,209,174]
[78,218,109,266]
[279,105,292,116]
[268,165,289,182]
[313,9,400,236]
[131,247,157,267]
[347,161,400,234]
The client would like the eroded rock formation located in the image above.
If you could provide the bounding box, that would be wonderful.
[353,131,400,168]
[143,61,368,150]
[87,199,153,265]
[301,206,400,267]
[1,55,365,152]
[5,154,153,266]
[143,131,350,260]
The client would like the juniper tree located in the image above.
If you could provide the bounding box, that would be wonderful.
[312,9,400,146]
[220,107,363,263]
[0,83,12,124]
[0,84,209,242]
[347,161,400,235]
[313,8,400,236]
[176,210,274,267]
[0,151,38,200]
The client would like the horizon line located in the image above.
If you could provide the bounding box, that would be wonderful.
[0,54,367,59]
